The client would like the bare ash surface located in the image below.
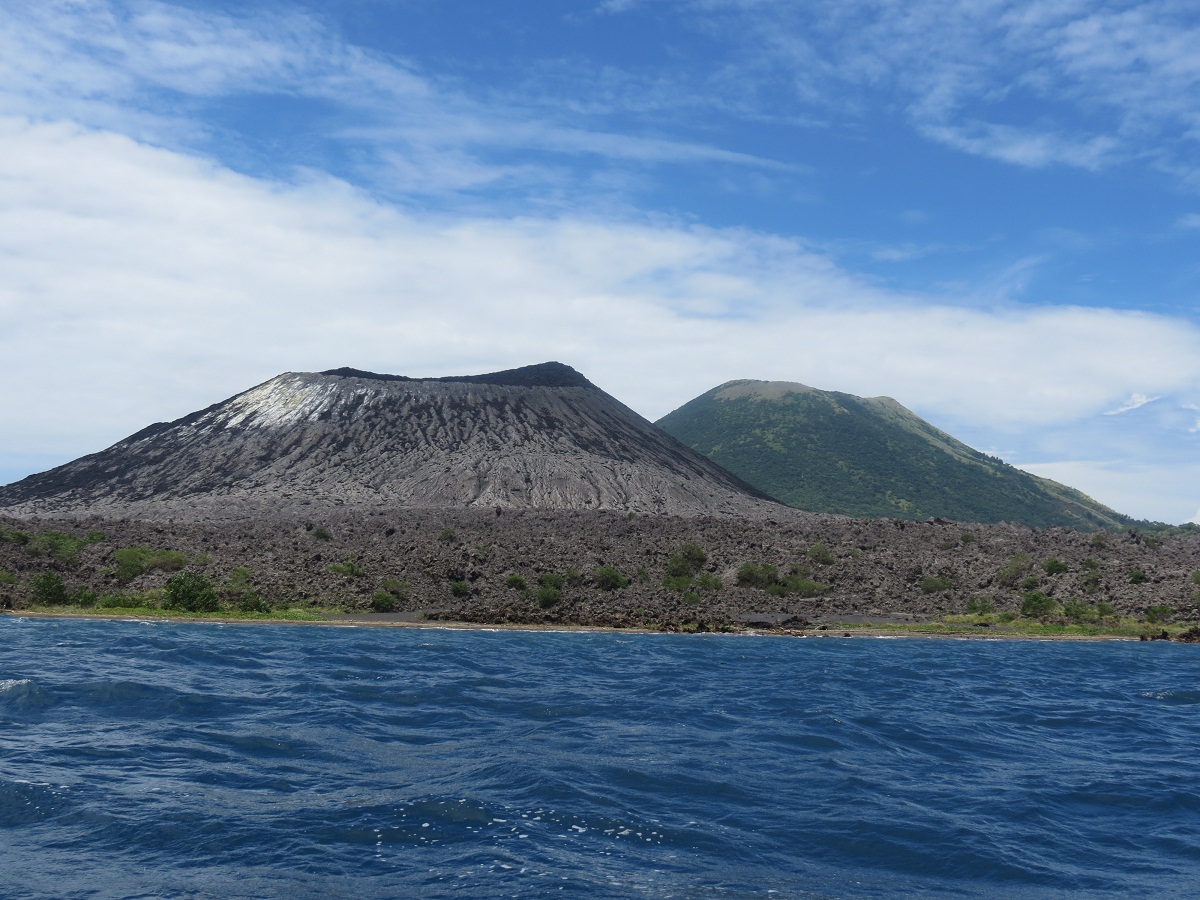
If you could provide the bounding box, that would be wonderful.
[2,507,1198,630]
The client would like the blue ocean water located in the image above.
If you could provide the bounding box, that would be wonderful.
[2,619,1199,899]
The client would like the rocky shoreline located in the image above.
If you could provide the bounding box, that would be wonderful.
[3,508,1199,631]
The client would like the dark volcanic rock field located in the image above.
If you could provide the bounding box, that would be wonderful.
[3,510,1198,629]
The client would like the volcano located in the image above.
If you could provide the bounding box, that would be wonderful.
[0,363,782,519]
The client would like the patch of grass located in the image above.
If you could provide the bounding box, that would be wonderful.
[539,572,565,590]
[311,526,332,541]
[693,572,722,592]
[1128,570,1148,585]
[505,573,527,590]
[449,580,472,598]
[662,575,693,592]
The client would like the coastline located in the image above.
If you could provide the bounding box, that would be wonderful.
[2,608,1158,641]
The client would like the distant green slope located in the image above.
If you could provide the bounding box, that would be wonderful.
[656,380,1133,529]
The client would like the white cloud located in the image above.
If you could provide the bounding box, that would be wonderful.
[1018,460,1200,525]
[2,114,1200,523]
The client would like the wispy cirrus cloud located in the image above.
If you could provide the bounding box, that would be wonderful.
[0,0,793,207]
[1105,393,1162,415]
[661,0,1200,179]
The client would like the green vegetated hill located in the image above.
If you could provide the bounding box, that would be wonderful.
[656,380,1135,529]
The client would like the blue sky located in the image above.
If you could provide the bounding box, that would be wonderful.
[2,0,1200,522]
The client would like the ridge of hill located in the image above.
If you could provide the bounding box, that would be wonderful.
[656,379,1132,530]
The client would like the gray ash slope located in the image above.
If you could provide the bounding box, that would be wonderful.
[0,362,784,519]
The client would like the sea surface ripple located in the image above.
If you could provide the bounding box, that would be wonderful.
[2,618,1199,898]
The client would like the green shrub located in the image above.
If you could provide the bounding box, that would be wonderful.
[921,575,953,594]
[806,543,835,566]
[1128,570,1148,585]
[564,568,584,587]
[162,572,219,613]
[997,553,1033,587]
[665,543,707,578]
[966,595,994,614]
[23,531,102,565]
[592,566,629,591]
[114,547,189,583]
[536,585,561,608]
[1083,572,1101,594]
[1090,531,1108,547]
[1062,598,1097,624]
[1145,604,1173,624]
[960,533,976,544]
[328,559,365,577]
[1191,571,1200,586]
[1043,558,1069,576]
[736,563,778,589]
[681,592,700,605]
[636,566,650,582]
[1020,591,1057,619]
[693,572,722,592]
[505,573,527,591]
[95,592,126,609]
[311,526,332,541]
[998,611,1018,623]
[379,577,411,599]
[449,580,472,598]
[30,571,69,606]
[370,590,397,613]
[237,594,272,614]
[1082,558,1100,571]
[227,566,254,588]
[662,575,693,592]
[0,567,16,585]
[769,575,826,598]
[1020,576,1040,591]
[1095,600,1117,620]
[436,528,457,543]
[540,572,565,590]
[0,525,29,545]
